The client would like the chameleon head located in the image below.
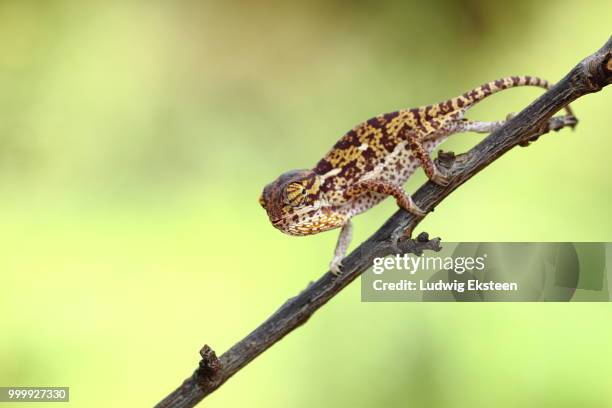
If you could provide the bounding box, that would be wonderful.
[259,169,346,236]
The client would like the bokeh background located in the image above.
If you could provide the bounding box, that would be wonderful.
[0,1,610,407]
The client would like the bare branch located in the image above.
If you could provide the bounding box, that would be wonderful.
[155,37,612,408]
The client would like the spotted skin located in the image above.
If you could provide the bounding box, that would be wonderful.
[260,76,575,275]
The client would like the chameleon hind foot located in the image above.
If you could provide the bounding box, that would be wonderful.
[547,114,577,131]
[520,115,577,147]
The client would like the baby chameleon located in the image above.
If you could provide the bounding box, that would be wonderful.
[259,76,574,275]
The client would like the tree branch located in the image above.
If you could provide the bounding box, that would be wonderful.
[155,37,612,408]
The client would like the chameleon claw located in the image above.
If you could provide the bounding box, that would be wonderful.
[521,115,577,147]
[410,204,427,217]
[401,195,427,217]
[548,115,578,131]
[432,174,450,187]
[431,168,451,187]
[330,258,344,276]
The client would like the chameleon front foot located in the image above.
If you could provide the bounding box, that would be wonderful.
[329,258,344,276]
[429,166,451,187]
[329,220,353,277]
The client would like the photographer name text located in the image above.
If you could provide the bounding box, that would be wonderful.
[372,279,518,292]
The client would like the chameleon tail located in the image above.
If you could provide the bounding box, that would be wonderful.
[446,75,574,117]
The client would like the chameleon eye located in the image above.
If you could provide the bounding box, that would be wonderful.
[284,182,306,207]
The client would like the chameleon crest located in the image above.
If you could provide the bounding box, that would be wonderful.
[260,76,575,275]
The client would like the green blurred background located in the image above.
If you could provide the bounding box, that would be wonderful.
[0,1,610,407]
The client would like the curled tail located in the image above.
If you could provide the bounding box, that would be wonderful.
[445,75,573,116]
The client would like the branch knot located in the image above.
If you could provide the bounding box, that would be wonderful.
[195,345,221,387]
[393,232,442,257]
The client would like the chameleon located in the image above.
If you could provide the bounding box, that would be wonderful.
[259,76,575,275]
